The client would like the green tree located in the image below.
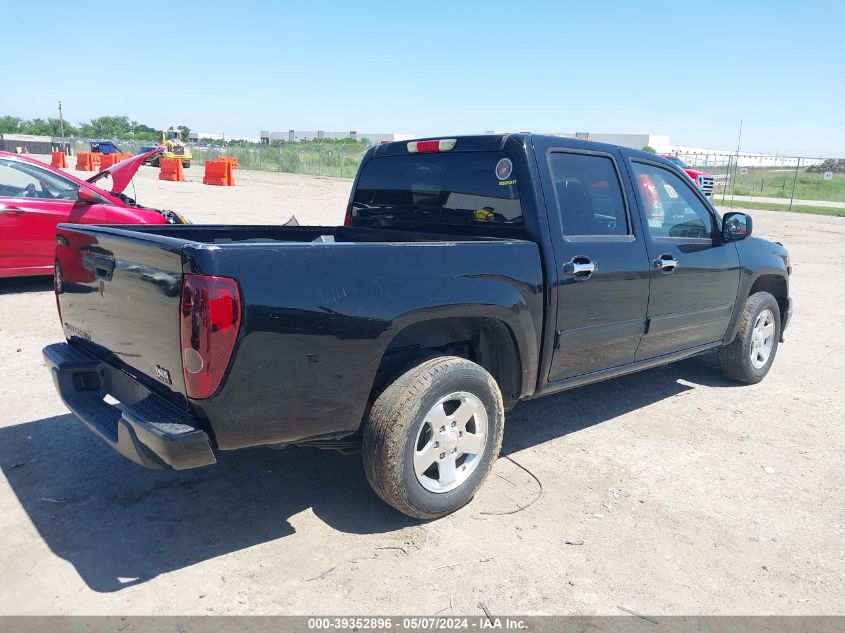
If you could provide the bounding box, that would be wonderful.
[24,118,49,135]
[78,115,134,139]
[642,145,656,153]
[28,118,78,137]
[130,121,159,141]
[0,116,24,133]
[0,115,78,137]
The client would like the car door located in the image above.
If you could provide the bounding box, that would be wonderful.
[0,158,109,274]
[626,157,740,359]
[537,144,652,382]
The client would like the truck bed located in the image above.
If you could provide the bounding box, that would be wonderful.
[54,223,544,453]
[97,223,525,244]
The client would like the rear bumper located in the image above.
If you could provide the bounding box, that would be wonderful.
[43,343,216,470]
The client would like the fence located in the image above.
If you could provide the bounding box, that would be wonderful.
[1,133,71,155]
[63,139,845,208]
[190,142,368,178]
[70,138,370,179]
[673,151,845,209]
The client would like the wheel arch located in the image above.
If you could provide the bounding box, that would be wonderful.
[724,270,789,344]
[372,313,531,410]
[749,274,788,320]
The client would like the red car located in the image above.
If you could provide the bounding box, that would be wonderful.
[0,149,187,278]
[660,154,715,196]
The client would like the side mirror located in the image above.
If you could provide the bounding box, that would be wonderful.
[77,187,101,204]
[722,212,752,241]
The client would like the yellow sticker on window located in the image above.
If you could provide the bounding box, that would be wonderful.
[663,183,679,198]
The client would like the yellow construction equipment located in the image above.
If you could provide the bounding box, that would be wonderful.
[152,127,192,168]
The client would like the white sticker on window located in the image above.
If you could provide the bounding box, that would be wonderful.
[495,158,513,181]
[663,183,679,198]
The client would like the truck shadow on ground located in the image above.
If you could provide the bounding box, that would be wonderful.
[0,351,736,593]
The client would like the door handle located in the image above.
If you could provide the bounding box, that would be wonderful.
[0,205,23,214]
[563,256,596,279]
[654,253,679,273]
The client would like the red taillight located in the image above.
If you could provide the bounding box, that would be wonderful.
[180,274,241,399]
[343,207,353,226]
[407,138,457,153]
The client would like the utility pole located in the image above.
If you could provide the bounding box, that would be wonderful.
[729,119,743,211]
[58,100,65,150]
[788,157,801,213]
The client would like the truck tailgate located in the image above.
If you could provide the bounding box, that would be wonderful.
[55,225,188,407]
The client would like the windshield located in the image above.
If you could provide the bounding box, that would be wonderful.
[351,151,523,228]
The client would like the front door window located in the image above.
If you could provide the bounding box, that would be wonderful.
[0,159,79,200]
[631,162,713,240]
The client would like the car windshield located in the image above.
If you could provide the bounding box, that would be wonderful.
[667,156,688,168]
[351,151,523,228]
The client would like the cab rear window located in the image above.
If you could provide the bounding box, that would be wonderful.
[350,151,523,228]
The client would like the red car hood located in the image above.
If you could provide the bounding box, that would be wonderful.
[86,147,162,194]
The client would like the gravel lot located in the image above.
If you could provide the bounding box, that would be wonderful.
[0,162,842,615]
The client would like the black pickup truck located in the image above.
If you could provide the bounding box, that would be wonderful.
[44,134,793,518]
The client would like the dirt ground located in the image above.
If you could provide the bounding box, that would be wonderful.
[0,162,842,616]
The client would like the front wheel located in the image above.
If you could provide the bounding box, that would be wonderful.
[719,291,781,384]
[363,356,504,519]
[183,160,191,169]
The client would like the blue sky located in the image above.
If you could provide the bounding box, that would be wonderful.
[2,0,843,156]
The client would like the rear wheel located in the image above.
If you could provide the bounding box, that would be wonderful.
[719,291,781,384]
[183,160,191,169]
[363,356,504,519]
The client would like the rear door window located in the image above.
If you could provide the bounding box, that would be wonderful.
[548,152,629,237]
[351,151,522,228]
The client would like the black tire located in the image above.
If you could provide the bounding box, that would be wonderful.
[362,356,504,519]
[151,157,161,168]
[719,291,781,384]
[183,161,191,169]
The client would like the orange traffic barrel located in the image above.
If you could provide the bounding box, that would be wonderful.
[76,152,94,171]
[99,154,118,170]
[203,160,234,186]
[51,151,68,168]
[159,158,185,182]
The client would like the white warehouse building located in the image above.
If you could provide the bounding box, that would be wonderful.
[546,132,823,167]
[260,130,413,144]
[550,132,672,153]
